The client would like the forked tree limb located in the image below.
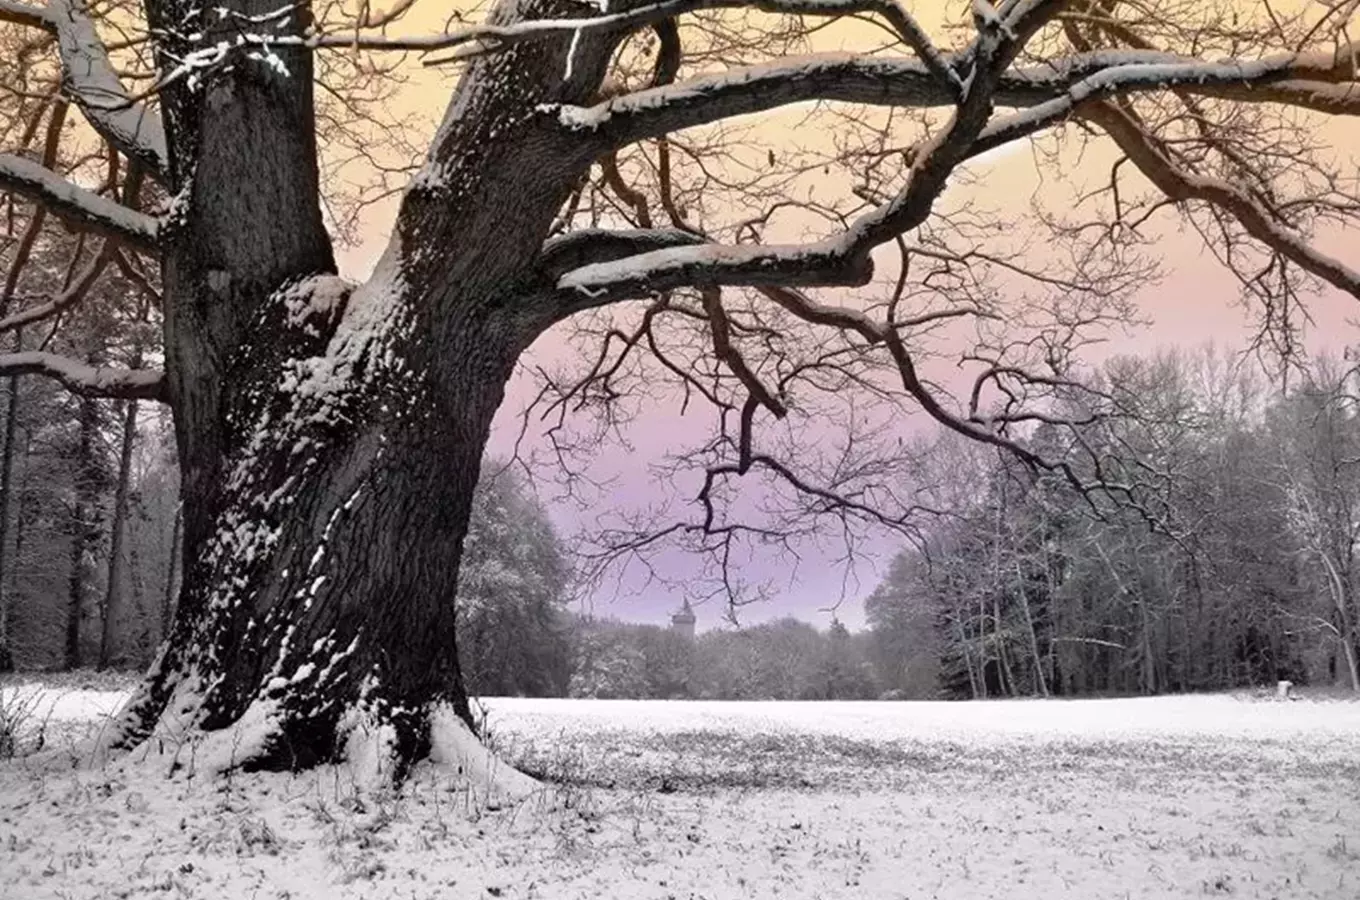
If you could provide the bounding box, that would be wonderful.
[552,43,1359,303]
[701,286,788,419]
[1082,101,1360,299]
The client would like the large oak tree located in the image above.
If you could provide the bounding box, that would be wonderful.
[0,0,1356,782]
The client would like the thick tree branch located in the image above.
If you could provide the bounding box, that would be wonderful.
[546,43,1360,149]
[0,0,168,179]
[554,39,1360,304]
[558,239,874,300]
[539,227,707,280]
[0,351,166,400]
[0,153,160,253]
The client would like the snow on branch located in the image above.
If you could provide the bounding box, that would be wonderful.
[0,351,167,401]
[0,153,160,253]
[558,5,1026,302]
[546,43,1360,149]
[970,48,1360,156]
[554,39,1360,303]
[539,227,706,279]
[558,239,870,303]
[0,0,168,179]
[320,0,961,84]
[548,53,954,144]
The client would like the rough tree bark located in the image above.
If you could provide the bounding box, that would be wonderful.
[97,0,634,782]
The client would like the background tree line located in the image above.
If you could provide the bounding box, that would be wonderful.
[869,347,1360,699]
[0,179,174,673]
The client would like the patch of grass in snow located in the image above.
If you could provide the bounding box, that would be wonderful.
[495,725,1360,796]
[0,684,71,759]
[0,667,142,693]
[1,670,140,761]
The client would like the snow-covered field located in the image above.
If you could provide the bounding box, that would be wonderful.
[2,683,1358,899]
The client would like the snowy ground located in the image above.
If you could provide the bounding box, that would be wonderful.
[2,681,1358,899]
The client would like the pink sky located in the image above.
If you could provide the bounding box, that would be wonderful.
[498,271,1353,633]
[341,204,1354,635]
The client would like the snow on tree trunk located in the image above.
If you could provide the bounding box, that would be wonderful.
[85,0,622,787]
[105,264,528,788]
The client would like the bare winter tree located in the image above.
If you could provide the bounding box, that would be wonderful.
[0,0,1356,782]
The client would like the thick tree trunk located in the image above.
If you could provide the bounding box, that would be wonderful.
[99,0,620,785]
[108,286,525,778]
[1341,630,1360,693]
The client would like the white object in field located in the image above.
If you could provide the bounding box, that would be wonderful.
[1276,680,1293,700]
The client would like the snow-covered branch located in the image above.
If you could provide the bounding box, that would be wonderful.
[539,227,706,280]
[0,153,160,253]
[547,43,1360,149]
[0,351,166,400]
[0,0,168,179]
[558,239,871,301]
[315,0,960,85]
[553,40,1360,304]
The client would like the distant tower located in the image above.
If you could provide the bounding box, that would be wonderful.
[670,598,696,639]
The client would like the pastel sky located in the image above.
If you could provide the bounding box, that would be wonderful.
[333,2,1358,632]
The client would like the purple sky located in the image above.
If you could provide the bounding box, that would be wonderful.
[478,262,1354,634]
[339,174,1356,637]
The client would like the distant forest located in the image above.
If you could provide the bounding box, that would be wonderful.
[2,345,1357,699]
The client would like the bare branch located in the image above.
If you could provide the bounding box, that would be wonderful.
[1083,101,1360,299]
[701,286,787,418]
[0,239,114,333]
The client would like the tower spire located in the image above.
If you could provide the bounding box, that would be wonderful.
[670,598,696,639]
